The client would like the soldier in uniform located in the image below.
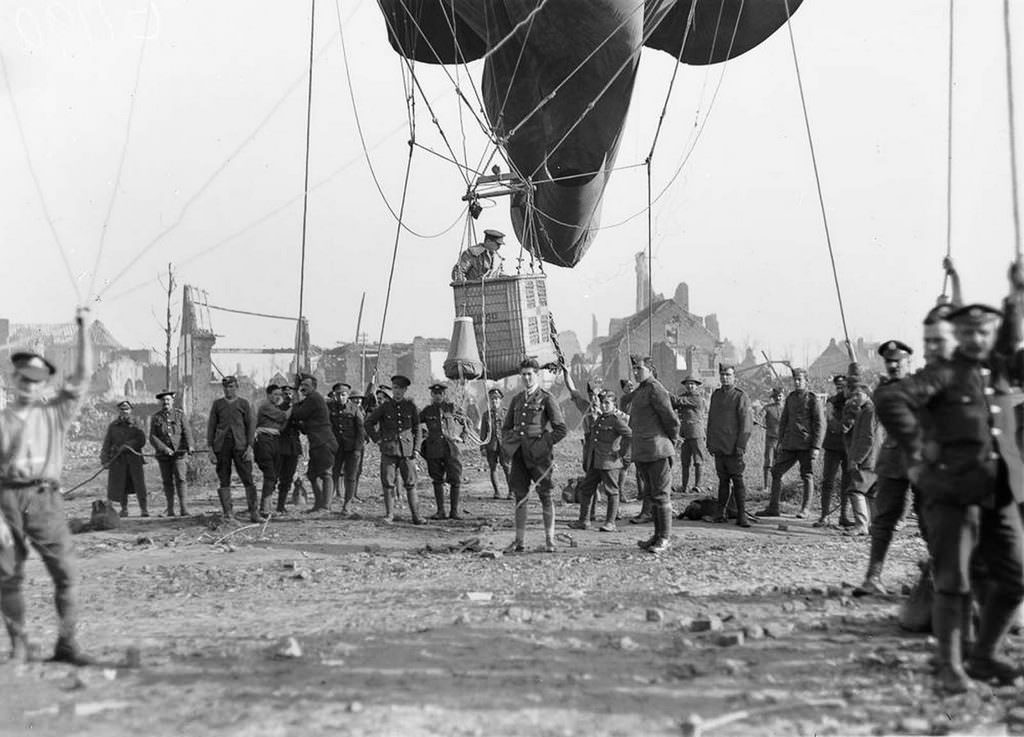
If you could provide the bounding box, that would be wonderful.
[254,384,289,518]
[817,375,850,527]
[706,364,753,527]
[673,375,706,494]
[627,355,681,553]
[290,374,338,514]
[501,357,568,552]
[853,340,918,592]
[275,384,303,514]
[0,308,92,665]
[101,399,149,518]
[876,292,1024,693]
[329,383,365,516]
[149,390,194,517]
[420,383,469,520]
[760,387,783,490]
[365,375,424,524]
[568,390,632,531]
[480,388,510,499]
[451,229,504,281]
[842,373,879,538]
[207,375,257,521]
[617,378,641,503]
[760,367,824,518]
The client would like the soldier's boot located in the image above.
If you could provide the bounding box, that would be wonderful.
[933,593,972,693]
[795,476,812,519]
[176,483,189,517]
[839,492,853,527]
[217,487,234,519]
[599,494,619,532]
[965,591,1024,684]
[138,486,150,517]
[735,483,751,528]
[320,475,333,512]
[245,485,260,523]
[340,477,356,515]
[48,605,92,667]
[505,501,527,553]
[449,484,463,520]
[406,487,425,525]
[637,500,660,548]
[259,477,275,517]
[679,464,690,495]
[541,496,556,552]
[275,484,288,514]
[692,464,703,493]
[331,475,342,501]
[899,562,934,633]
[963,594,977,655]
[630,496,653,524]
[844,493,870,536]
[430,484,447,520]
[756,474,783,517]
[163,488,176,517]
[2,595,28,665]
[854,545,888,596]
[382,487,394,522]
[646,503,672,554]
[762,467,770,492]
[814,483,833,527]
[713,481,730,523]
[569,490,591,530]
[588,491,598,522]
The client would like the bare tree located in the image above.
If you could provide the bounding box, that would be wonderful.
[156,263,179,389]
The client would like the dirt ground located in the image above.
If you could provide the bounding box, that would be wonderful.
[2,440,1024,737]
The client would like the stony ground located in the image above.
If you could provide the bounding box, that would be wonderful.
[2,441,1024,737]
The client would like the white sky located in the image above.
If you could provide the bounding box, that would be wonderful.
[0,0,1020,369]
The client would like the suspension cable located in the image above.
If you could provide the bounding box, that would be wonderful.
[1,53,82,303]
[296,0,317,372]
[783,0,854,362]
[1003,0,1021,258]
[87,0,152,301]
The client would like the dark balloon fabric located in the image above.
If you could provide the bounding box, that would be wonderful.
[379,0,803,267]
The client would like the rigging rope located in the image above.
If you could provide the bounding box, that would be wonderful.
[297,0,318,371]
[944,0,955,297]
[783,0,854,362]
[1003,0,1022,258]
[86,0,152,301]
[1,52,82,303]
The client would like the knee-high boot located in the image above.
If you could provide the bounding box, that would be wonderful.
[759,473,783,516]
[541,495,555,549]
[431,483,447,520]
[680,461,690,495]
[798,475,813,517]
[259,477,275,516]
[933,592,971,693]
[217,487,233,518]
[176,483,188,517]
[513,498,528,547]
[320,474,333,512]
[693,463,703,491]
[601,494,619,531]
[449,484,462,520]
[406,487,423,525]
[245,485,260,522]
[341,477,356,512]
[735,482,750,528]
[818,481,833,524]
[966,590,1024,683]
[839,491,852,526]
[137,483,149,517]
[382,487,394,521]
[163,487,176,517]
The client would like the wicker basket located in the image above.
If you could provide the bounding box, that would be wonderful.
[451,273,559,380]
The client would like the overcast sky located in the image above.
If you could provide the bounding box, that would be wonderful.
[1,0,1020,368]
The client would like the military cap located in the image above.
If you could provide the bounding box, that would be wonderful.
[390,375,411,389]
[949,303,1003,325]
[791,367,808,378]
[718,363,735,373]
[487,387,504,398]
[630,354,653,368]
[877,340,913,360]
[117,399,133,410]
[11,352,56,382]
[428,383,448,393]
[831,374,848,386]
[519,357,540,370]
[483,229,505,241]
[597,389,616,401]
[221,375,238,387]
[923,302,956,325]
[155,389,176,400]
[332,382,351,393]
[376,385,393,397]
[680,374,703,386]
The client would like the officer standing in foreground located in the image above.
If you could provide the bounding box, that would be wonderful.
[568,389,632,531]
[149,390,193,517]
[480,388,510,499]
[0,308,92,665]
[420,383,469,520]
[328,383,365,517]
[817,375,849,527]
[207,376,257,521]
[627,355,681,553]
[101,399,149,518]
[760,367,824,518]
[501,358,568,553]
[365,375,424,524]
[854,340,918,593]
[706,364,752,527]
[876,283,1024,693]
[673,375,706,494]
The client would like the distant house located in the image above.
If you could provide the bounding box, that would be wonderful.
[809,338,885,380]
